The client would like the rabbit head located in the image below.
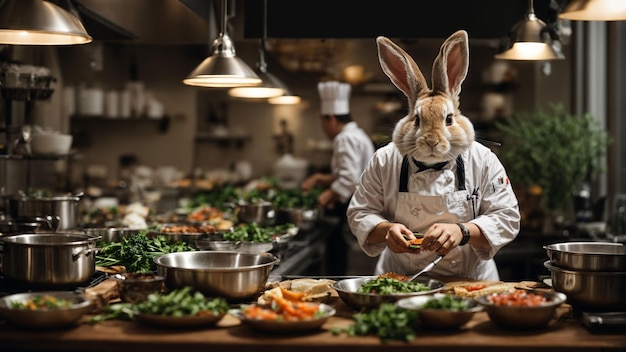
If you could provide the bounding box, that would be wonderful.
[377,30,475,164]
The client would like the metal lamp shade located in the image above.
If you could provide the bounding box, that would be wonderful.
[559,0,626,21]
[0,0,92,45]
[228,69,286,99]
[495,12,562,61]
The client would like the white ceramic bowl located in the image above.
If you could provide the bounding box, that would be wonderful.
[30,133,72,155]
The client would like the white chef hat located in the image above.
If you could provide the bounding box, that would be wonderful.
[318,81,351,115]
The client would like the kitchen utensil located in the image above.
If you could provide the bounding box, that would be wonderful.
[153,251,278,301]
[229,303,336,333]
[236,201,276,226]
[6,193,82,230]
[544,260,626,309]
[395,293,483,330]
[29,132,72,155]
[83,227,142,243]
[276,207,320,231]
[194,238,274,253]
[408,254,445,282]
[543,242,626,271]
[0,233,98,286]
[111,273,164,304]
[0,291,93,329]
[332,276,445,311]
[475,290,567,330]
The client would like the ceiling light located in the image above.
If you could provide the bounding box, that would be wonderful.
[268,91,302,105]
[0,0,92,45]
[227,0,288,99]
[495,0,563,61]
[183,0,260,88]
[559,0,626,21]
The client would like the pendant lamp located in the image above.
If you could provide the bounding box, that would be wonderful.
[268,89,302,105]
[495,0,563,61]
[0,0,92,45]
[183,0,261,88]
[559,0,626,21]
[228,0,292,99]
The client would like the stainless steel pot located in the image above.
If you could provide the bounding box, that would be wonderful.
[544,260,626,309]
[544,242,626,271]
[236,201,276,226]
[0,233,98,286]
[6,194,82,231]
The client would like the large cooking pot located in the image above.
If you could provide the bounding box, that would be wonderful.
[0,233,98,286]
[6,194,82,230]
[235,201,276,226]
[544,260,626,309]
[543,241,626,271]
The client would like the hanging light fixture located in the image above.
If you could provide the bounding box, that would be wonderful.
[268,89,302,105]
[228,0,294,99]
[183,0,261,88]
[495,0,563,61]
[559,0,626,21]
[0,0,92,45]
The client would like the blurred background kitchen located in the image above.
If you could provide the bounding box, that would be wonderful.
[0,0,625,279]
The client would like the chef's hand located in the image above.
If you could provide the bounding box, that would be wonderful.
[384,223,416,253]
[317,189,337,209]
[300,174,319,191]
[421,223,463,255]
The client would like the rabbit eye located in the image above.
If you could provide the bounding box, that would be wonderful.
[445,113,453,126]
[414,114,420,128]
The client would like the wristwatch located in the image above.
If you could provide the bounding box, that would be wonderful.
[457,223,470,246]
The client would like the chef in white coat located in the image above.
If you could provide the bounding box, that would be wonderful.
[347,143,520,281]
[301,80,375,275]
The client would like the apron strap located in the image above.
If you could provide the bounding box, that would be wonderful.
[398,154,466,192]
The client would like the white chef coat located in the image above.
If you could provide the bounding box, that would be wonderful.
[330,121,375,204]
[347,141,520,280]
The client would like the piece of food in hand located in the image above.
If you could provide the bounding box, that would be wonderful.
[407,237,424,250]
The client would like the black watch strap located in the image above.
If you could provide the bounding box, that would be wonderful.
[457,223,470,246]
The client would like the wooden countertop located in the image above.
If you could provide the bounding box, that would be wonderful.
[0,295,623,352]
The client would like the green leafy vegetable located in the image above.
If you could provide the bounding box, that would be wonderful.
[135,287,229,317]
[223,222,296,243]
[332,303,419,343]
[422,294,469,311]
[358,277,429,294]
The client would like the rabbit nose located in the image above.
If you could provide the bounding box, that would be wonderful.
[425,135,439,147]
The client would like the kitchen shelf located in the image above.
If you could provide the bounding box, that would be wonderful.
[0,151,81,160]
[195,132,251,148]
[71,115,170,133]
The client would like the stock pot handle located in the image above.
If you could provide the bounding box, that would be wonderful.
[72,247,100,260]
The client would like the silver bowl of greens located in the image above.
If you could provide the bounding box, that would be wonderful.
[332,276,445,311]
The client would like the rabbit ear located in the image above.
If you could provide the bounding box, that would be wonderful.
[376,36,428,102]
[432,30,469,98]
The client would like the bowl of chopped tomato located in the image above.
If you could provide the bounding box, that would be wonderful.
[475,289,567,330]
[0,291,93,329]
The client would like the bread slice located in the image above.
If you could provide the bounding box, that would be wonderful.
[450,281,517,298]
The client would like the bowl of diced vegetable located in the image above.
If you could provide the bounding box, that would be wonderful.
[133,287,230,328]
[396,293,483,329]
[0,291,93,329]
[230,299,336,333]
[332,276,445,311]
[475,289,567,330]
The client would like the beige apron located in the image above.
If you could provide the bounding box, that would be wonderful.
[375,155,499,280]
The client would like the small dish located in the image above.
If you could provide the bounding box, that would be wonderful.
[135,311,226,328]
[0,291,93,329]
[396,293,483,329]
[230,303,336,333]
[111,272,164,304]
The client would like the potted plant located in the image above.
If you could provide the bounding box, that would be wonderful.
[495,103,610,228]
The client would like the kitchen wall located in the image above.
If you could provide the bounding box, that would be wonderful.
[7,33,572,191]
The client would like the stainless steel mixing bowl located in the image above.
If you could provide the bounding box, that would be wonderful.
[544,242,626,271]
[154,251,278,301]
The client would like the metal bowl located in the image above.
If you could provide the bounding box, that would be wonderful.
[544,242,626,272]
[84,227,142,243]
[194,238,274,254]
[229,303,336,333]
[332,276,445,311]
[544,260,626,309]
[396,293,483,330]
[236,202,276,226]
[276,207,320,231]
[0,291,93,329]
[111,272,164,304]
[475,290,567,330]
[153,251,278,301]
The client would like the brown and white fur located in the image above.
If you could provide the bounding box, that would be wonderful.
[377,30,475,165]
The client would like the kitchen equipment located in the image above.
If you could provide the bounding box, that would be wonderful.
[543,242,626,271]
[236,201,276,226]
[332,276,445,311]
[194,238,274,254]
[83,227,141,243]
[229,303,336,333]
[0,291,93,329]
[6,193,82,230]
[396,293,483,330]
[29,132,73,155]
[408,254,445,282]
[153,251,278,301]
[0,233,98,286]
[276,207,320,231]
[111,273,164,304]
[544,260,626,309]
[475,290,567,330]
